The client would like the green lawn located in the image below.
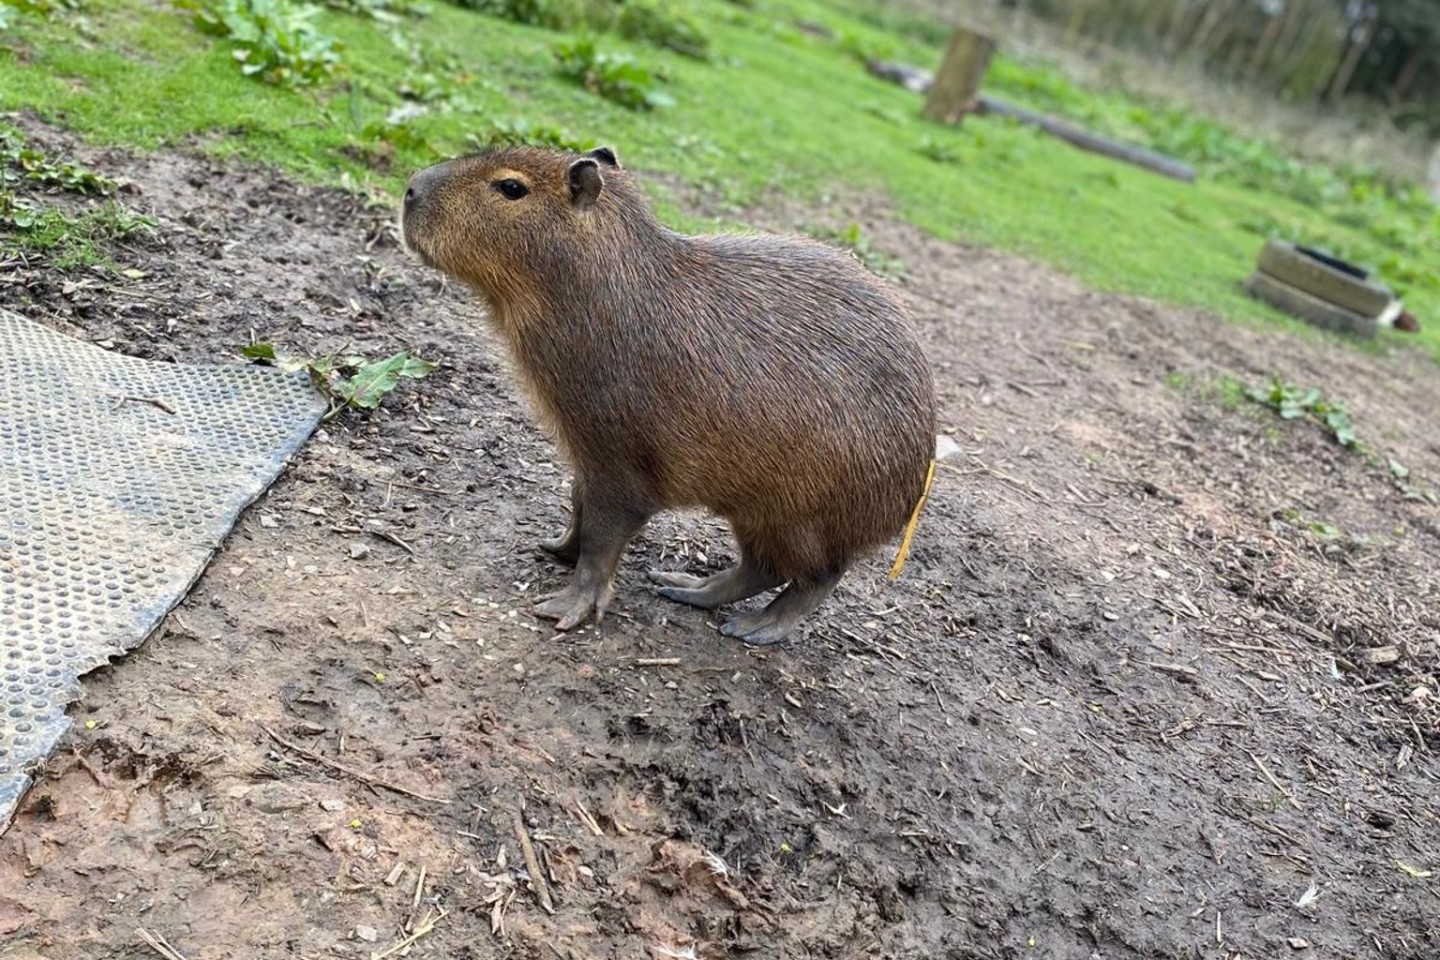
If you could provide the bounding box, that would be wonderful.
[2,0,1436,358]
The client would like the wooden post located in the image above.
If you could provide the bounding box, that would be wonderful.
[922,26,996,125]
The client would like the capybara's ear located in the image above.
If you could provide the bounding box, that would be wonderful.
[568,157,604,210]
[585,146,620,168]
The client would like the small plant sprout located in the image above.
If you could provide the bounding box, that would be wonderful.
[241,343,436,417]
[183,0,343,87]
[1246,379,1358,450]
[553,36,675,111]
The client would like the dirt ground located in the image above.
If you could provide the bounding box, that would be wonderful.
[1,119,1437,960]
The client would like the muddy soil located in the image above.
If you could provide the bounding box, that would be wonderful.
[1,119,1437,960]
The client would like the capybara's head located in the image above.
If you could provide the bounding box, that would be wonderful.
[401,145,635,304]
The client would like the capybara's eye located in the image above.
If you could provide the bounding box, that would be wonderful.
[493,179,529,201]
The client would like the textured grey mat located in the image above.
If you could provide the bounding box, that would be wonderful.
[0,308,325,831]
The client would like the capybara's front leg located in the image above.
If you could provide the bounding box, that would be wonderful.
[539,474,584,566]
[534,484,649,630]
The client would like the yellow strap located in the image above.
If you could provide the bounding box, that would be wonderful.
[888,458,936,579]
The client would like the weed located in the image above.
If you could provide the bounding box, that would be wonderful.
[553,35,673,111]
[834,28,895,65]
[182,0,342,86]
[454,0,708,58]
[809,222,906,281]
[0,125,152,268]
[241,343,436,417]
[916,135,961,165]
[361,118,435,153]
[1246,379,1359,450]
[454,0,584,30]
[470,117,596,151]
[1242,380,1436,502]
[1,196,156,269]
[615,0,708,60]
[1275,508,1342,540]
[322,0,428,21]
[0,0,78,25]
[1,124,115,195]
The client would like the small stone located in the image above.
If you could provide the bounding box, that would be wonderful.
[250,783,309,814]
[321,798,345,812]
[259,514,278,528]
[349,542,372,560]
[1152,568,1171,580]
[1287,937,1310,949]
[355,925,379,943]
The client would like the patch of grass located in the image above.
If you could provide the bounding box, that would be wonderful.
[454,0,583,30]
[614,0,708,60]
[1,196,157,268]
[0,123,154,268]
[0,0,78,26]
[470,117,597,151]
[322,0,428,20]
[182,0,343,86]
[1165,371,1249,412]
[553,35,673,110]
[808,221,906,281]
[0,0,1435,361]
[454,0,708,59]
[241,342,436,416]
[916,134,961,165]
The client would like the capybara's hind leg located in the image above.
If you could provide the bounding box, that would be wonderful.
[539,476,584,566]
[720,569,843,646]
[535,487,649,630]
[648,553,782,610]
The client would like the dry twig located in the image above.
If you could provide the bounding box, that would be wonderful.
[514,808,556,914]
[1250,752,1302,810]
[371,908,447,960]
[136,928,190,960]
[260,723,446,804]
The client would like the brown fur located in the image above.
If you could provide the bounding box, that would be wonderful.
[402,145,936,643]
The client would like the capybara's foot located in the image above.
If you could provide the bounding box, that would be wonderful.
[534,580,613,630]
[649,562,782,610]
[718,572,841,646]
[720,610,794,646]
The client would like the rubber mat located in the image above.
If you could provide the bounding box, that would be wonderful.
[0,308,325,831]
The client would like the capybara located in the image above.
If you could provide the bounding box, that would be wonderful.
[401,145,936,645]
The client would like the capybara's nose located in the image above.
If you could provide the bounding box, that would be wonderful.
[404,164,446,212]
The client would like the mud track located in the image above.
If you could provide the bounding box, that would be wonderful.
[2,122,1437,959]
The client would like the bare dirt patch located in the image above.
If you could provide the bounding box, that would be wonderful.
[2,120,1437,960]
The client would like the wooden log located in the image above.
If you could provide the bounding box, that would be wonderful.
[922,26,996,124]
[976,97,1197,183]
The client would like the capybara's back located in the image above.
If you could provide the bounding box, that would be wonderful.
[402,145,937,645]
